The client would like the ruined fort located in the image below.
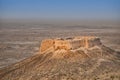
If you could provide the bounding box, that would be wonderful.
[40,36,102,53]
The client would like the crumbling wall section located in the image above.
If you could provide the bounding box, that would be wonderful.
[89,38,101,47]
[39,36,102,53]
[54,40,71,50]
[40,39,54,52]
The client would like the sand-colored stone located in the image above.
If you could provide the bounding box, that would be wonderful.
[40,36,102,53]
[40,39,54,52]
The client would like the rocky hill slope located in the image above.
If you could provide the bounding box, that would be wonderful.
[0,37,120,80]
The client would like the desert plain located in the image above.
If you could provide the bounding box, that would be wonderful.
[0,21,120,69]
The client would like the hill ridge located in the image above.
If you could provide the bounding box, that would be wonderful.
[0,37,120,80]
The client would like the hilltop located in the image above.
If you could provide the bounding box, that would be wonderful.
[0,36,120,80]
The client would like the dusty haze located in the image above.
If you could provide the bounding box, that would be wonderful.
[0,20,120,68]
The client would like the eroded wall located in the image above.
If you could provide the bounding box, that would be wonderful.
[40,39,54,52]
[54,40,71,50]
[40,37,101,53]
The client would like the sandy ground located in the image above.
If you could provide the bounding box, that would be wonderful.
[0,23,120,68]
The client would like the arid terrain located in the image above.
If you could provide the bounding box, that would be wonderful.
[0,22,120,80]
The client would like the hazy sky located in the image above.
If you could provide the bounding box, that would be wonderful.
[0,0,120,20]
